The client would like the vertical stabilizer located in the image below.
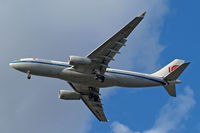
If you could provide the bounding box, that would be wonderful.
[164,62,190,81]
[152,59,185,78]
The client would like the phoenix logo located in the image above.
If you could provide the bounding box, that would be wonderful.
[168,65,179,73]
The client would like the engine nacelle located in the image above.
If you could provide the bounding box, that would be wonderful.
[59,90,81,100]
[68,56,91,65]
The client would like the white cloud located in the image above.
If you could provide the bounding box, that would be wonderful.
[144,86,195,133]
[111,86,195,133]
[111,121,135,133]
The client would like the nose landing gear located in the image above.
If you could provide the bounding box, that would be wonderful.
[27,70,31,79]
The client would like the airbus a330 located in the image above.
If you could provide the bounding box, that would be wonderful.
[9,12,189,122]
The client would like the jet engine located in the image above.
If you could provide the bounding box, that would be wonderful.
[68,56,91,66]
[59,90,81,100]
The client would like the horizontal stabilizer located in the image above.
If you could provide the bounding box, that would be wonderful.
[164,83,176,97]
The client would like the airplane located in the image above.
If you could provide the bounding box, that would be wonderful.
[9,12,190,122]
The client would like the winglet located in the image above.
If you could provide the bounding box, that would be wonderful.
[140,11,146,17]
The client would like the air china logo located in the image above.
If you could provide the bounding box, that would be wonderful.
[168,65,179,73]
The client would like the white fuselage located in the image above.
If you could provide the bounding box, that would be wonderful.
[9,58,166,88]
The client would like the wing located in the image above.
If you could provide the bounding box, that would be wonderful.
[68,82,108,122]
[87,12,146,74]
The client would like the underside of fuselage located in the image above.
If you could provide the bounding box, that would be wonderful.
[9,59,164,88]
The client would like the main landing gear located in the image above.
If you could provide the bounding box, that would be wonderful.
[89,93,99,102]
[89,87,100,102]
[27,70,31,79]
[93,69,105,83]
[95,74,105,83]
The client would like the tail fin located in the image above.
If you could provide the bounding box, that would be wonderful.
[152,59,185,78]
[152,59,190,97]
[164,62,190,81]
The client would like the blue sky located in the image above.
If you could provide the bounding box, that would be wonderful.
[1,0,199,133]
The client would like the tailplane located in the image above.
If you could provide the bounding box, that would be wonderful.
[152,59,190,97]
[164,83,176,97]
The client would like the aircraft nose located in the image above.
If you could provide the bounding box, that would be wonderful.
[9,60,21,70]
[9,61,17,69]
[9,62,13,67]
[9,60,28,73]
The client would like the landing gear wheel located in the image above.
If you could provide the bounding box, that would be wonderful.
[95,74,105,83]
[93,69,105,83]
[89,93,94,99]
[89,92,99,102]
[100,76,105,83]
[88,87,100,102]
[94,95,99,102]
[27,75,31,79]
[27,71,31,79]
